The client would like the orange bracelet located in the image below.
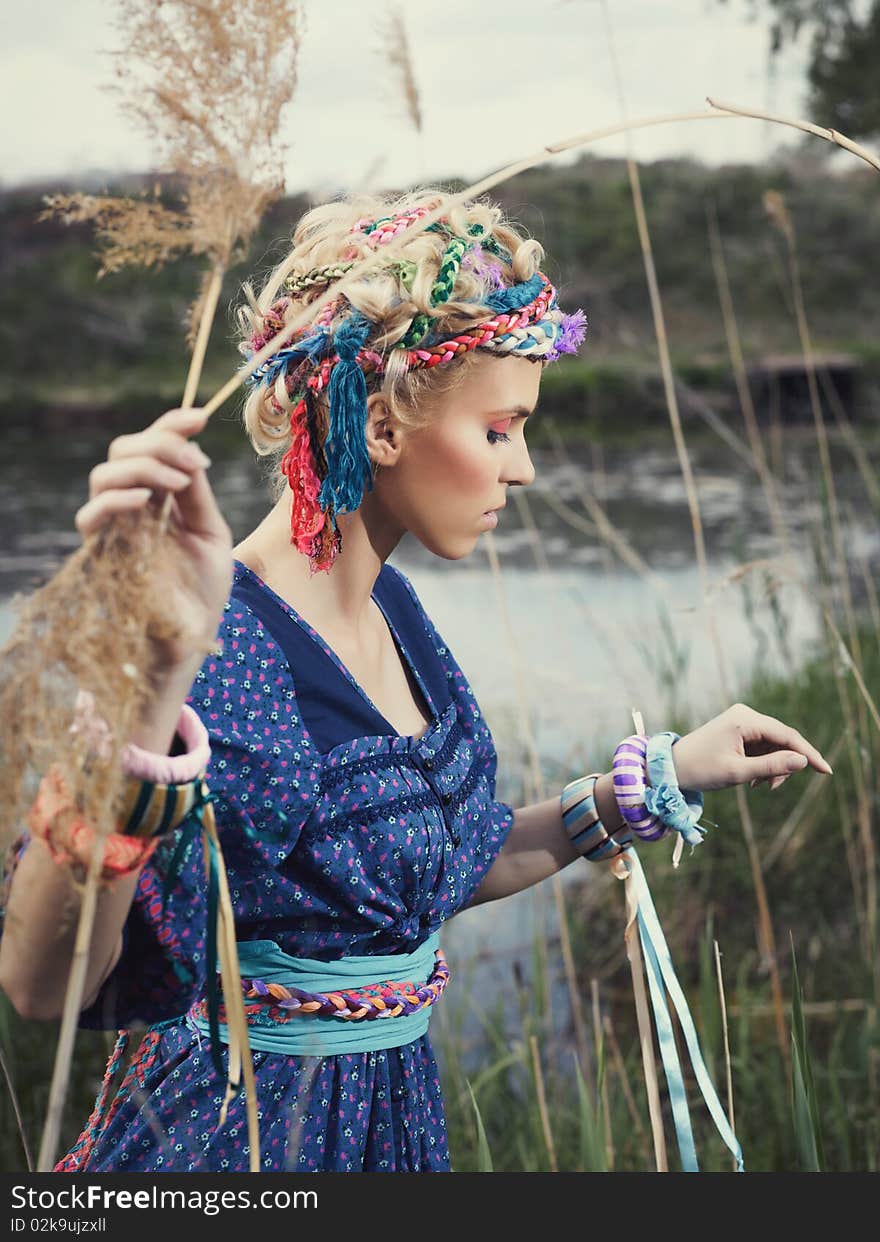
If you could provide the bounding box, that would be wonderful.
[28,763,160,880]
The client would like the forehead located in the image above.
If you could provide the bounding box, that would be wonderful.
[450,353,542,413]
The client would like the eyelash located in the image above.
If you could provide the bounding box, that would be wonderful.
[487,429,511,445]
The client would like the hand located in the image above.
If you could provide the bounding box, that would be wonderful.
[74,407,234,671]
[670,703,832,794]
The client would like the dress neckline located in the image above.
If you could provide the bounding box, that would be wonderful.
[231,558,441,746]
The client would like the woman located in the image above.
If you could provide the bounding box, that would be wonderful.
[0,191,832,1172]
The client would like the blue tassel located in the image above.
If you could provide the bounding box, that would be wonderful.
[319,315,374,517]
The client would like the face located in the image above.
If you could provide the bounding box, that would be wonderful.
[375,354,540,559]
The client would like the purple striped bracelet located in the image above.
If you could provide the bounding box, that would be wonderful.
[611,734,670,843]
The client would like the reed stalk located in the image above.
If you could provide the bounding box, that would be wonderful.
[37,834,107,1171]
[528,1034,558,1172]
[600,0,787,1061]
[0,1040,33,1171]
[713,940,737,1173]
[591,978,614,1169]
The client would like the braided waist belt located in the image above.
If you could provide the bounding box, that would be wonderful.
[186,932,450,1056]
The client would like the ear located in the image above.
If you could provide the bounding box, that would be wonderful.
[365,393,404,469]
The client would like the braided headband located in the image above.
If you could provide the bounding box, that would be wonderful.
[245,208,587,572]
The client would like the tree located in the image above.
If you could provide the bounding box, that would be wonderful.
[721,1,880,139]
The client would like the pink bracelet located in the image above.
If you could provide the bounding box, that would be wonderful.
[122,703,210,784]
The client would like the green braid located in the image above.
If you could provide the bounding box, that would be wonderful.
[398,235,470,350]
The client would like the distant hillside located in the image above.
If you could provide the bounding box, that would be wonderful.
[2,153,879,428]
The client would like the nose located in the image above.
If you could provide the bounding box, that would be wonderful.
[502,435,535,488]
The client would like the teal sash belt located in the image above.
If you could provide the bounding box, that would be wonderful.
[187,932,442,1056]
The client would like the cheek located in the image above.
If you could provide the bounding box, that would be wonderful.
[420,428,493,493]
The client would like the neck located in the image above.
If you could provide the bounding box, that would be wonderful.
[234,482,405,639]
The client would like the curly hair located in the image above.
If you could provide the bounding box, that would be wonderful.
[236,188,546,504]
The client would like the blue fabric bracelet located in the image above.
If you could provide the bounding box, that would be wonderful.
[644,731,706,849]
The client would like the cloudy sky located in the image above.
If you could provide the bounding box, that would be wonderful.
[2,0,819,194]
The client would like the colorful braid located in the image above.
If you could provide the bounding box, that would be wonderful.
[398,235,471,349]
[190,948,451,1026]
[284,263,354,294]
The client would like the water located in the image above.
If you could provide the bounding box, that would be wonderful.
[2,410,878,1042]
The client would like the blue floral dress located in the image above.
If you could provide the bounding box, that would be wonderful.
[57,559,516,1172]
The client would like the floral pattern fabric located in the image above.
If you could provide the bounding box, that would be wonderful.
[58,559,515,1172]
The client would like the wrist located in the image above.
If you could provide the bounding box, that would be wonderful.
[131,654,205,754]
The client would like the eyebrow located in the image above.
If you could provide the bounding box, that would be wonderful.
[488,406,535,419]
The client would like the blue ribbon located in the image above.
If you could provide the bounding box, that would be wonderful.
[626,848,745,1172]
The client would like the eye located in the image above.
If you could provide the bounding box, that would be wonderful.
[487,417,513,445]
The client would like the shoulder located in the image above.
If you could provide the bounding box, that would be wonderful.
[187,593,300,749]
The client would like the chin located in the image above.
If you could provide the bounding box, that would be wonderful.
[415,529,478,561]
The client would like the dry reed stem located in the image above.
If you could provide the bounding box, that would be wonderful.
[761,733,849,872]
[382,5,423,134]
[601,1012,648,1145]
[37,833,107,1171]
[712,939,737,1173]
[601,1,788,1066]
[705,97,880,171]
[206,805,260,1170]
[617,853,667,1171]
[0,1040,33,1171]
[819,369,880,513]
[528,1034,558,1172]
[590,977,614,1170]
[765,192,862,678]
[508,485,601,1071]
[706,200,794,567]
[711,194,876,994]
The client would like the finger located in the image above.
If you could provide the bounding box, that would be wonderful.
[168,456,229,539]
[769,774,788,792]
[752,712,832,775]
[107,428,212,474]
[154,406,210,431]
[75,488,153,538]
[89,456,196,498]
[745,751,808,783]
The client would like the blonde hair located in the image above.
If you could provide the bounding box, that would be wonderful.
[236,188,544,501]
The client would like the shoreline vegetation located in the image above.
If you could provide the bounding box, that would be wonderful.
[3,152,880,435]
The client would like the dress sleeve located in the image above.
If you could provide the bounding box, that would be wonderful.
[79,597,321,1030]
[387,564,517,908]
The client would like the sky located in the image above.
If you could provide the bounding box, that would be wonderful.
[1,0,821,195]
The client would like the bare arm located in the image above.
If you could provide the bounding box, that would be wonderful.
[0,405,233,1022]
[0,656,204,1020]
[465,703,833,908]
[465,772,623,906]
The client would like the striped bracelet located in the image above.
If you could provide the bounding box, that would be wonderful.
[561,772,633,863]
[611,735,669,842]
